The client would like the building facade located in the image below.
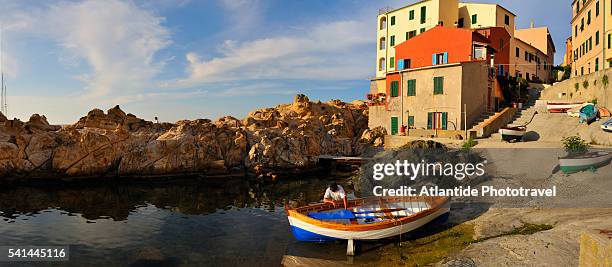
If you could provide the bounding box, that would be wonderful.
[369,26,494,134]
[570,0,612,77]
[374,0,555,94]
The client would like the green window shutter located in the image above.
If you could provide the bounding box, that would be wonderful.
[420,28,425,33]
[420,6,426,23]
[390,57,395,68]
[391,16,396,25]
[407,79,416,96]
[406,32,409,40]
[434,77,444,94]
[472,14,477,24]
[391,117,399,135]
[408,116,414,127]
[390,35,395,46]
[409,10,415,20]
[441,112,448,130]
[390,81,399,97]
[596,31,600,45]
[427,113,433,129]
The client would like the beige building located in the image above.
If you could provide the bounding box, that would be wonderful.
[368,61,489,134]
[515,27,556,82]
[376,0,460,78]
[375,0,555,91]
[570,0,612,77]
[512,35,553,82]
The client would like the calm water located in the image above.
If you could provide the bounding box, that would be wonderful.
[0,177,385,266]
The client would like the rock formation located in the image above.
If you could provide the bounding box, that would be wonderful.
[0,95,376,180]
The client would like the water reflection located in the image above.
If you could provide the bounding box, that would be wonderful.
[0,178,335,221]
[0,177,359,267]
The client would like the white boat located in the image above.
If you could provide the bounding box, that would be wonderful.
[286,196,450,245]
[602,118,612,133]
[559,151,612,173]
[499,126,526,142]
[547,102,584,113]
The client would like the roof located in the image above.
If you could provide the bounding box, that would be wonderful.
[380,0,433,16]
[394,26,491,50]
[460,2,517,17]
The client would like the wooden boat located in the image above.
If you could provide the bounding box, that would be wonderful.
[547,102,584,113]
[602,118,612,133]
[579,103,598,123]
[559,151,612,173]
[499,126,526,142]
[286,196,449,243]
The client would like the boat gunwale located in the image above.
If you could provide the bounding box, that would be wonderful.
[286,196,449,231]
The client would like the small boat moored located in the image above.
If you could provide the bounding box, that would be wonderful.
[499,126,526,142]
[559,151,612,173]
[602,118,612,133]
[579,103,598,123]
[286,196,450,254]
[547,102,584,113]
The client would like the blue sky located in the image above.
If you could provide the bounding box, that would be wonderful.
[0,0,571,124]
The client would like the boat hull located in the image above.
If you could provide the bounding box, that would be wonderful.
[499,127,526,142]
[547,102,583,113]
[559,152,612,173]
[287,199,450,242]
[602,119,612,133]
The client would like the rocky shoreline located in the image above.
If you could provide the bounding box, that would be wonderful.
[0,95,385,182]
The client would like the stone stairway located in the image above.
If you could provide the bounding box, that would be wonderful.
[489,88,541,140]
[470,111,504,130]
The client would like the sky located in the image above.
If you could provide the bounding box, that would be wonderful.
[0,0,571,124]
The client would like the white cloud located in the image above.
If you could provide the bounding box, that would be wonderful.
[218,0,264,33]
[172,19,374,87]
[41,0,171,99]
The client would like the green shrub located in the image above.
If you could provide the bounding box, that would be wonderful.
[591,98,598,105]
[575,82,580,91]
[603,75,609,87]
[562,135,590,155]
[462,137,477,151]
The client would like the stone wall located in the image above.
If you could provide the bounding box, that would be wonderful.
[541,69,612,109]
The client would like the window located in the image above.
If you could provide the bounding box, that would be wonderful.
[432,52,448,65]
[401,59,411,69]
[516,47,520,57]
[407,79,416,96]
[474,47,486,59]
[420,28,426,33]
[597,1,600,16]
[390,35,395,46]
[581,18,584,31]
[406,30,417,40]
[433,76,444,95]
[504,14,510,25]
[589,37,593,51]
[391,16,396,26]
[379,17,387,30]
[581,67,584,75]
[407,116,414,127]
[438,21,444,26]
[608,33,611,49]
[587,10,591,25]
[379,58,386,71]
[471,14,477,24]
[458,18,464,28]
[409,10,415,20]
[427,112,447,130]
[391,117,399,135]
[390,81,399,97]
[390,57,395,68]
[575,25,578,37]
[379,37,386,50]
[596,31,600,45]
[525,51,528,61]
[420,6,427,23]
[596,58,599,71]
